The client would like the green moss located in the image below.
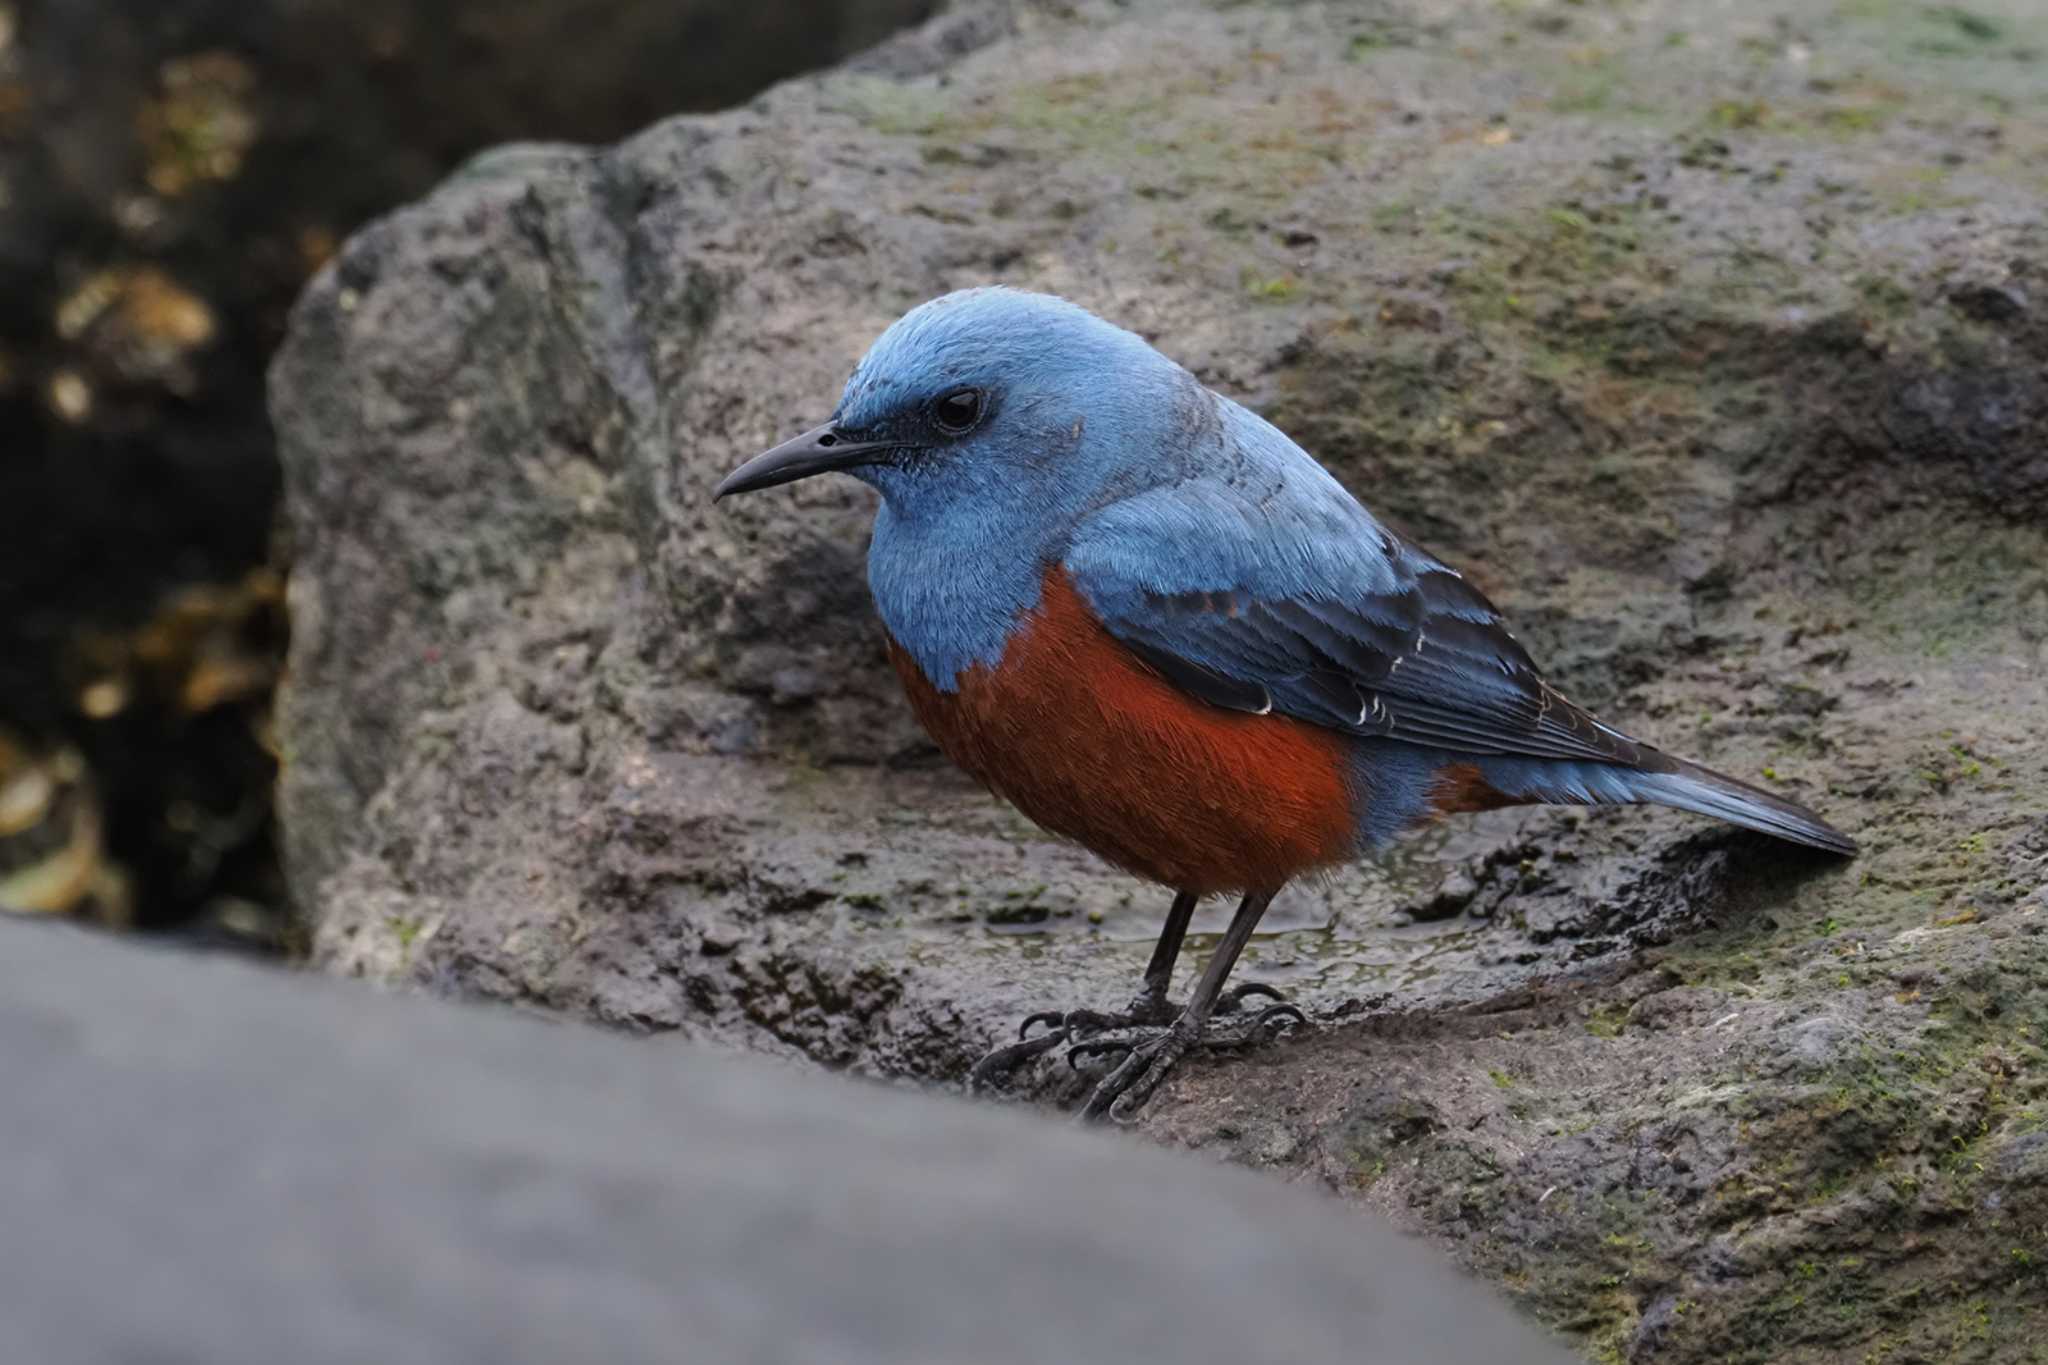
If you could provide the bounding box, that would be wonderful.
[1855,274,1914,316]
[1586,1003,1629,1038]
[1709,99,1771,129]
[1241,270,1300,301]
[833,76,955,137]
[1918,5,2005,49]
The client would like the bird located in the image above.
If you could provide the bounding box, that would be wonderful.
[714,286,1856,1121]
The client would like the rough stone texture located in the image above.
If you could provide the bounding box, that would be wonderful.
[0,917,1570,1364]
[0,0,931,931]
[272,0,2048,1358]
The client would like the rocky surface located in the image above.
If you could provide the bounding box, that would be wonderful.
[0,917,1569,1364]
[0,0,930,933]
[272,0,2048,1358]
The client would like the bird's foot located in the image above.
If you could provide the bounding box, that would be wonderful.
[965,997,1170,1092]
[967,982,1306,1115]
[1076,1015,1200,1122]
[1066,998,1307,1121]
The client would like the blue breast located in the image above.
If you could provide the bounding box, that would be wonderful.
[866,494,1054,691]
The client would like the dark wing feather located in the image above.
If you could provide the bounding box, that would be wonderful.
[1093,539,1664,770]
[1121,638,1272,715]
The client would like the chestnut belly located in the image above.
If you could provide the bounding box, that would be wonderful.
[885,568,1359,895]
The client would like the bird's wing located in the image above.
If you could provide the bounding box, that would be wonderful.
[1062,479,1656,768]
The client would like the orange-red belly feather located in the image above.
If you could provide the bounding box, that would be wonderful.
[886,567,1358,895]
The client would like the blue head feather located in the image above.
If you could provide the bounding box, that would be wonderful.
[836,288,1203,687]
[839,288,1412,692]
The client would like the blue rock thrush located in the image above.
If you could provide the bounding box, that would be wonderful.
[716,287,1855,1119]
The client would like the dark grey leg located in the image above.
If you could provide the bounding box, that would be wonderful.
[1185,887,1277,1020]
[1093,891,1287,1026]
[966,887,1306,1104]
[1131,889,1199,1015]
[1079,888,1298,1122]
[968,887,1199,1092]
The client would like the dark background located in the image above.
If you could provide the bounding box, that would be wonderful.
[0,0,932,942]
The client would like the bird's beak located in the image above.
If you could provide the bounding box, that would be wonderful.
[713,422,898,500]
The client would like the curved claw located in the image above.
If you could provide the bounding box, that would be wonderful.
[1217,981,1286,1013]
[1067,1035,1137,1070]
[1252,1002,1308,1033]
[968,1027,1067,1092]
[1079,1048,1150,1121]
[1194,1004,1312,1054]
[1018,1009,1067,1041]
[1108,1077,1162,1124]
[1082,1027,1193,1123]
[1061,1008,1129,1038]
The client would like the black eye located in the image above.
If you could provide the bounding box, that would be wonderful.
[931,387,985,436]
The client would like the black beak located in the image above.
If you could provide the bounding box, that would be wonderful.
[713,422,900,500]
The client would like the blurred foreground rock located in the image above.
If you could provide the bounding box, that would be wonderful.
[273,0,2048,1358]
[0,918,1567,1365]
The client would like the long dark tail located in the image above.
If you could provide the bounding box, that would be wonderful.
[1626,757,1857,855]
[1475,752,1858,856]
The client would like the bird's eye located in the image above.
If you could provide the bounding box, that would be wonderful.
[931,387,985,436]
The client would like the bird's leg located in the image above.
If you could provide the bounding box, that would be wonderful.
[1067,891,1295,1032]
[968,890,1198,1091]
[1077,887,1302,1122]
[1063,889,1197,1033]
[1133,887,1198,1015]
[966,887,1305,1099]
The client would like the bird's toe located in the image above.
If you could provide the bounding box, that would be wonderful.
[1214,980,1289,1015]
[1205,1001,1308,1047]
[972,993,1311,1111]
[967,1028,1068,1092]
[1080,1021,1196,1123]
[1017,1009,1069,1040]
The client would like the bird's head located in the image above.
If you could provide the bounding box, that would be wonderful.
[714,287,1197,526]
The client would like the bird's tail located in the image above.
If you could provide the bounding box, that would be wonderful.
[1625,756,1857,856]
[1475,752,1857,856]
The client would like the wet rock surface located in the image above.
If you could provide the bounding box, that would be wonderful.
[0,916,1571,1365]
[273,0,2048,1358]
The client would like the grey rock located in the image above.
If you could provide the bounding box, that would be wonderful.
[1414,867,1480,922]
[0,917,1569,1365]
[1625,985,1729,1033]
[1770,1012,1865,1077]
